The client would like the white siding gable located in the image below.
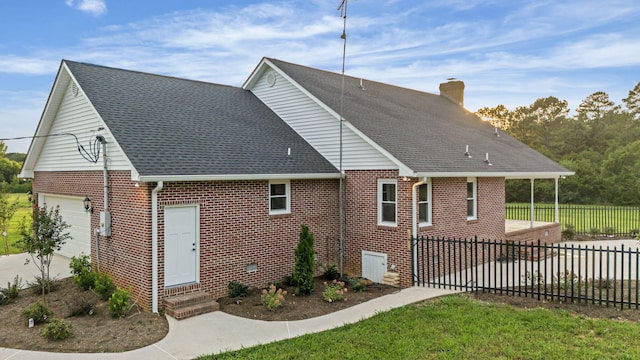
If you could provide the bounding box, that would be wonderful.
[250,67,397,171]
[34,80,133,174]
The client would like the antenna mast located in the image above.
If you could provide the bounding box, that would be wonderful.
[337,0,348,277]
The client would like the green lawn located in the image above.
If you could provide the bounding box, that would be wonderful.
[507,203,640,236]
[199,295,640,360]
[2,193,31,255]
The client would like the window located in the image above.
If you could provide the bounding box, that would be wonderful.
[467,177,477,220]
[269,180,290,215]
[418,181,431,225]
[378,179,397,226]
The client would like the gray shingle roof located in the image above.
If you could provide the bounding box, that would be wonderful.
[268,58,571,176]
[64,60,339,178]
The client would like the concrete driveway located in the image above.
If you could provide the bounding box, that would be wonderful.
[0,253,71,286]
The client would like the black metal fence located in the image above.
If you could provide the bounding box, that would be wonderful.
[412,236,640,309]
[505,204,640,237]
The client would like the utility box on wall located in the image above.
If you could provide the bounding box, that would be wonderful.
[100,211,112,237]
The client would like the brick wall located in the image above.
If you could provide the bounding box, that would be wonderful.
[343,171,507,289]
[34,168,507,310]
[34,171,153,309]
[157,179,340,303]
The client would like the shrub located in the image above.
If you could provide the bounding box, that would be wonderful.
[603,226,616,236]
[591,277,615,290]
[228,281,250,298]
[93,273,115,301]
[589,228,601,238]
[350,278,372,292]
[69,254,91,277]
[108,288,130,318]
[322,263,340,281]
[561,224,575,240]
[261,284,287,311]
[322,280,347,302]
[0,275,22,304]
[21,301,52,324]
[555,270,582,291]
[41,318,73,341]
[28,275,59,295]
[292,224,315,296]
[68,298,96,317]
[283,274,295,287]
[70,254,95,290]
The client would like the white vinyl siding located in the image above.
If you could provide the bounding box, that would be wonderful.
[34,81,131,172]
[250,69,397,171]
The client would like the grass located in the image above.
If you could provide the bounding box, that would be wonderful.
[198,295,640,359]
[507,203,640,236]
[2,193,31,255]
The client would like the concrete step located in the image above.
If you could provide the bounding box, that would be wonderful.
[164,291,219,320]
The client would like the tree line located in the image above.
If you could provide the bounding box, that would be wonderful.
[0,142,30,193]
[477,82,640,206]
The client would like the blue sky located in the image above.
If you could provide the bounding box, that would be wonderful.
[1,0,639,153]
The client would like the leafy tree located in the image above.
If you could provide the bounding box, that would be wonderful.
[576,91,619,122]
[292,224,315,296]
[476,104,512,130]
[0,186,18,255]
[18,205,71,304]
[622,81,640,120]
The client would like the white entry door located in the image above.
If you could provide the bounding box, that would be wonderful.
[362,250,387,283]
[164,206,198,287]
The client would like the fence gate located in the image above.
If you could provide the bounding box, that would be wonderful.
[412,235,640,309]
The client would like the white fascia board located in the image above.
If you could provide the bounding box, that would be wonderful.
[138,173,342,183]
[21,62,71,175]
[248,59,412,176]
[412,171,575,179]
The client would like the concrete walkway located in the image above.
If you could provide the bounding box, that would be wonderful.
[0,253,72,286]
[1,255,458,360]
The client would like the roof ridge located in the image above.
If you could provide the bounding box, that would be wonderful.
[63,59,240,90]
[266,57,440,98]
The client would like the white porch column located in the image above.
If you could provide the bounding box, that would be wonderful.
[530,178,535,229]
[554,177,559,223]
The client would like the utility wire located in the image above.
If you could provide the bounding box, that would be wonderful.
[0,133,101,163]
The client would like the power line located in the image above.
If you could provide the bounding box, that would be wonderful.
[0,133,102,163]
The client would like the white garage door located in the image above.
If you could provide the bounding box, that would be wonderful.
[39,194,91,259]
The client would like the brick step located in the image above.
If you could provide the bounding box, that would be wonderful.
[164,291,219,320]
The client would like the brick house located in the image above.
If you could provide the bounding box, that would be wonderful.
[19,58,571,312]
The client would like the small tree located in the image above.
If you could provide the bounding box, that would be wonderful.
[18,205,71,304]
[292,224,315,295]
[0,187,18,255]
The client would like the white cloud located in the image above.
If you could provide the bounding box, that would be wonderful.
[65,0,107,17]
[0,56,58,75]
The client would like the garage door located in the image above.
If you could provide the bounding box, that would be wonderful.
[39,194,91,259]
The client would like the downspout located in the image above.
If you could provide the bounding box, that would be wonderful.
[151,181,163,313]
[411,177,428,281]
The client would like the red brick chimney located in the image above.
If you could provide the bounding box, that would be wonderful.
[439,80,465,107]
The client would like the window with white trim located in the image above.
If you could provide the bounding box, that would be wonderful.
[467,177,477,220]
[378,179,397,226]
[269,180,290,215]
[418,181,432,226]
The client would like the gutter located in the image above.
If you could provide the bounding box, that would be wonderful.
[151,181,163,313]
